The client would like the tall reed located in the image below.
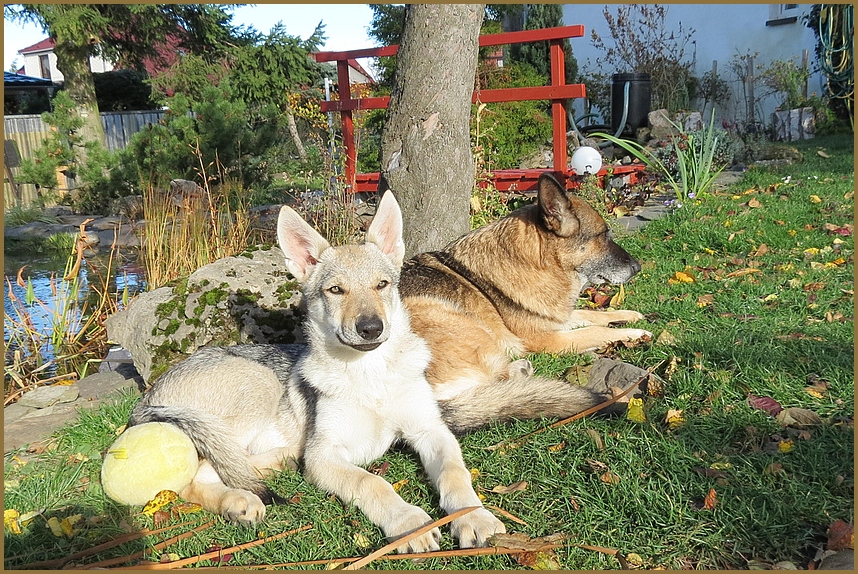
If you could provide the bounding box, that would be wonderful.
[140,152,254,289]
[4,222,125,404]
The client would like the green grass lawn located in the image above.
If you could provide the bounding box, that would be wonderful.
[4,135,853,569]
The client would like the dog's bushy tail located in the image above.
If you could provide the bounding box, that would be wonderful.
[129,404,279,503]
[438,374,613,434]
[439,359,649,434]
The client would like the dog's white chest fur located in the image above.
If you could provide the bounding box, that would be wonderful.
[299,332,437,466]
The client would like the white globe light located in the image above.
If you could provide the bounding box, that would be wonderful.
[571,146,603,175]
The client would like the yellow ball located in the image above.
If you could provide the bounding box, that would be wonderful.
[101,422,199,506]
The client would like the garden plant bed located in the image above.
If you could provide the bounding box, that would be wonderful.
[2,135,853,570]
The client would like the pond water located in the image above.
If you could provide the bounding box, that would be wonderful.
[4,250,147,371]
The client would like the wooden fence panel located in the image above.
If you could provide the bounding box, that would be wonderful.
[3,110,166,208]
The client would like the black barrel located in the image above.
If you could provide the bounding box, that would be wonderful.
[611,72,651,137]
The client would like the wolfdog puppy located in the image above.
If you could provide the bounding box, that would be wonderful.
[128,191,505,553]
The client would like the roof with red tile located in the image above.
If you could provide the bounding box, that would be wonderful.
[19,37,56,54]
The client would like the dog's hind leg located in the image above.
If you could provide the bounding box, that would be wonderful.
[527,325,652,354]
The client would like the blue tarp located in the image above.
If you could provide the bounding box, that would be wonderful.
[4,71,54,87]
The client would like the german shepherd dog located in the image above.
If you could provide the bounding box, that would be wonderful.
[128,191,506,552]
[401,173,652,433]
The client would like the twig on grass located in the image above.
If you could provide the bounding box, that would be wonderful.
[109,523,313,569]
[16,519,212,570]
[484,504,528,525]
[230,539,630,569]
[344,506,479,570]
[71,520,216,569]
[486,361,665,451]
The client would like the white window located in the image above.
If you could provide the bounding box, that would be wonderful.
[39,54,51,79]
[767,4,800,26]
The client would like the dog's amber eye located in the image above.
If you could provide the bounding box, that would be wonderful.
[328,286,343,294]
[377,280,389,290]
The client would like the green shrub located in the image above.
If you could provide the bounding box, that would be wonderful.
[475,62,553,169]
[649,126,740,178]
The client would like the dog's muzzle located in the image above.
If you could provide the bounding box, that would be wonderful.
[339,315,385,352]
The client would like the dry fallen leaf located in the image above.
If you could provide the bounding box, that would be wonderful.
[547,442,566,453]
[817,149,830,158]
[626,397,646,423]
[609,284,626,308]
[600,471,621,485]
[353,532,371,549]
[776,407,823,427]
[516,549,563,570]
[665,409,685,429]
[827,520,854,551]
[4,509,22,535]
[751,243,770,257]
[696,294,715,308]
[703,488,717,510]
[391,479,409,492]
[584,429,605,451]
[491,481,528,494]
[655,329,677,346]
[668,270,697,284]
[747,198,762,208]
[763,462,785,476]
[141,490,179,516]
[152,510,171,528]
[748,394,784,416]
[726,267,762,279]
[47,516,64,537]
[809,194,822,203]
[778,439,795,453]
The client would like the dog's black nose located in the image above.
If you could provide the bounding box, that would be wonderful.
[630,257,641,275]
[356,316,384,340]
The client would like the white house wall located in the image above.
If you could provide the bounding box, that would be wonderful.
[563,3,822,125]
[22,50,114,82]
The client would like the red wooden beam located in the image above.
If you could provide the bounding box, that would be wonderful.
[477,25,584,47]
[336,59,356,191]
[354,165,648,193]
[312,25,586,62]
[315,25,594,194]
[549,39,567,178]
[319,84,587,113]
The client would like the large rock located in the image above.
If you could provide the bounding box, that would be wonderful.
[771,107,816,142]
[647,109,704,140]
[106,245,304,383]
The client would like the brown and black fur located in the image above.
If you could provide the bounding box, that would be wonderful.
[401,173,651,433]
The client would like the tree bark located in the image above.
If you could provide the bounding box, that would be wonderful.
[53,40,107,157]
[285,108,309,162]
[379,4,484,258]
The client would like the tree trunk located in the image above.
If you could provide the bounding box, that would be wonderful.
[379,4,484,258]
[285,108,308,162]
[53,41,107,158]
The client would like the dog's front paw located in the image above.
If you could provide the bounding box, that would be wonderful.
[451,507,506,548]
[383,505,440,553]
[220,489,266,526]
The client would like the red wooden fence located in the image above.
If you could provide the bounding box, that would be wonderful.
[313,25,644,193]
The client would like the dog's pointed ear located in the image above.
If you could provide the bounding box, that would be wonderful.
[366,190,406,268]
[277,206,331,282]
[537,173,579,237]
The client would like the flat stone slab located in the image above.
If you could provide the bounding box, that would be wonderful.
[4,367,142,454]
[17,384,80,409]
[4,409,82,453]
[4,403,36,425]
[77,371,141,403]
